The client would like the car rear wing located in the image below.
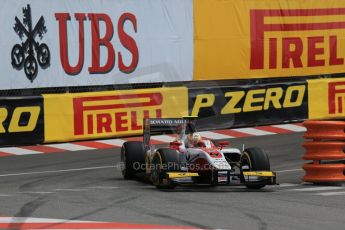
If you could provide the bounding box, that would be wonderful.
[143,118,196,151]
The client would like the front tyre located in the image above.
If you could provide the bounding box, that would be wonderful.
[151,148,185,189]
[241,148,270,189]
[121,142,145,179]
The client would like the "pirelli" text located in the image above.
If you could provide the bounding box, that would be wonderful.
[250,8,345,70]
[73,93,163,135]
[328,81,345,114]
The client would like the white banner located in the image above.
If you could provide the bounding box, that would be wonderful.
[1,0,193,90]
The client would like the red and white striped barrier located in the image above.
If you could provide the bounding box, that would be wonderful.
[0,123,305,157]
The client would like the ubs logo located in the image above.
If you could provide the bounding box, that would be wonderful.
[11,4,50,82]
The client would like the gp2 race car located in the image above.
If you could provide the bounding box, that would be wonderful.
[121,118,276,189]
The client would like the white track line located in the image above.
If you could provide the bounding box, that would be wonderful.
[0,194,14,197]
[315,191,345,196]
[276,183,301,188]
[0,147,41,155]
[233,128,274,136]
[96,139,126,147]
[0,166,115,177]
[273,124,306,132]
[0,217,93,223]
[87,186,120,189]
[199,131,232,140]
[46,143,94,151]
[276,169,303,173]
[19,191,54,194]
[55,189,88,192]
[288,186,344,192]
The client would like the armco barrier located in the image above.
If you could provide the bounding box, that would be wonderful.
[303,120,345,182]
[43,87,188,143]
[188,80,308,130]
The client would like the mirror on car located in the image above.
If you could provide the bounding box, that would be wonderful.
[218,141,230,149]
[170,141,182,146]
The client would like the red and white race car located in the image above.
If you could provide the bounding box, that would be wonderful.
[121,118,276,189]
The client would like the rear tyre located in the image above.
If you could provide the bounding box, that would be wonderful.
[121,141,145,179]
[151,148,185,189]
[240,148,270,189]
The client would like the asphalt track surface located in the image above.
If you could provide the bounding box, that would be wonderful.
[0,132,344,230]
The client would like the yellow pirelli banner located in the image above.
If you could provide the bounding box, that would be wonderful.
[194,0,345,80]
[43,87,188,143]
[308,78,345,119]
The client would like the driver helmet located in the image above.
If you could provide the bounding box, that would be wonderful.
[192,133,202,144]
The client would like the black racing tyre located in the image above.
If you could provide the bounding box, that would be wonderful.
[240,148,270,189]
[151,148,185,189]
[121,141,145,179]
